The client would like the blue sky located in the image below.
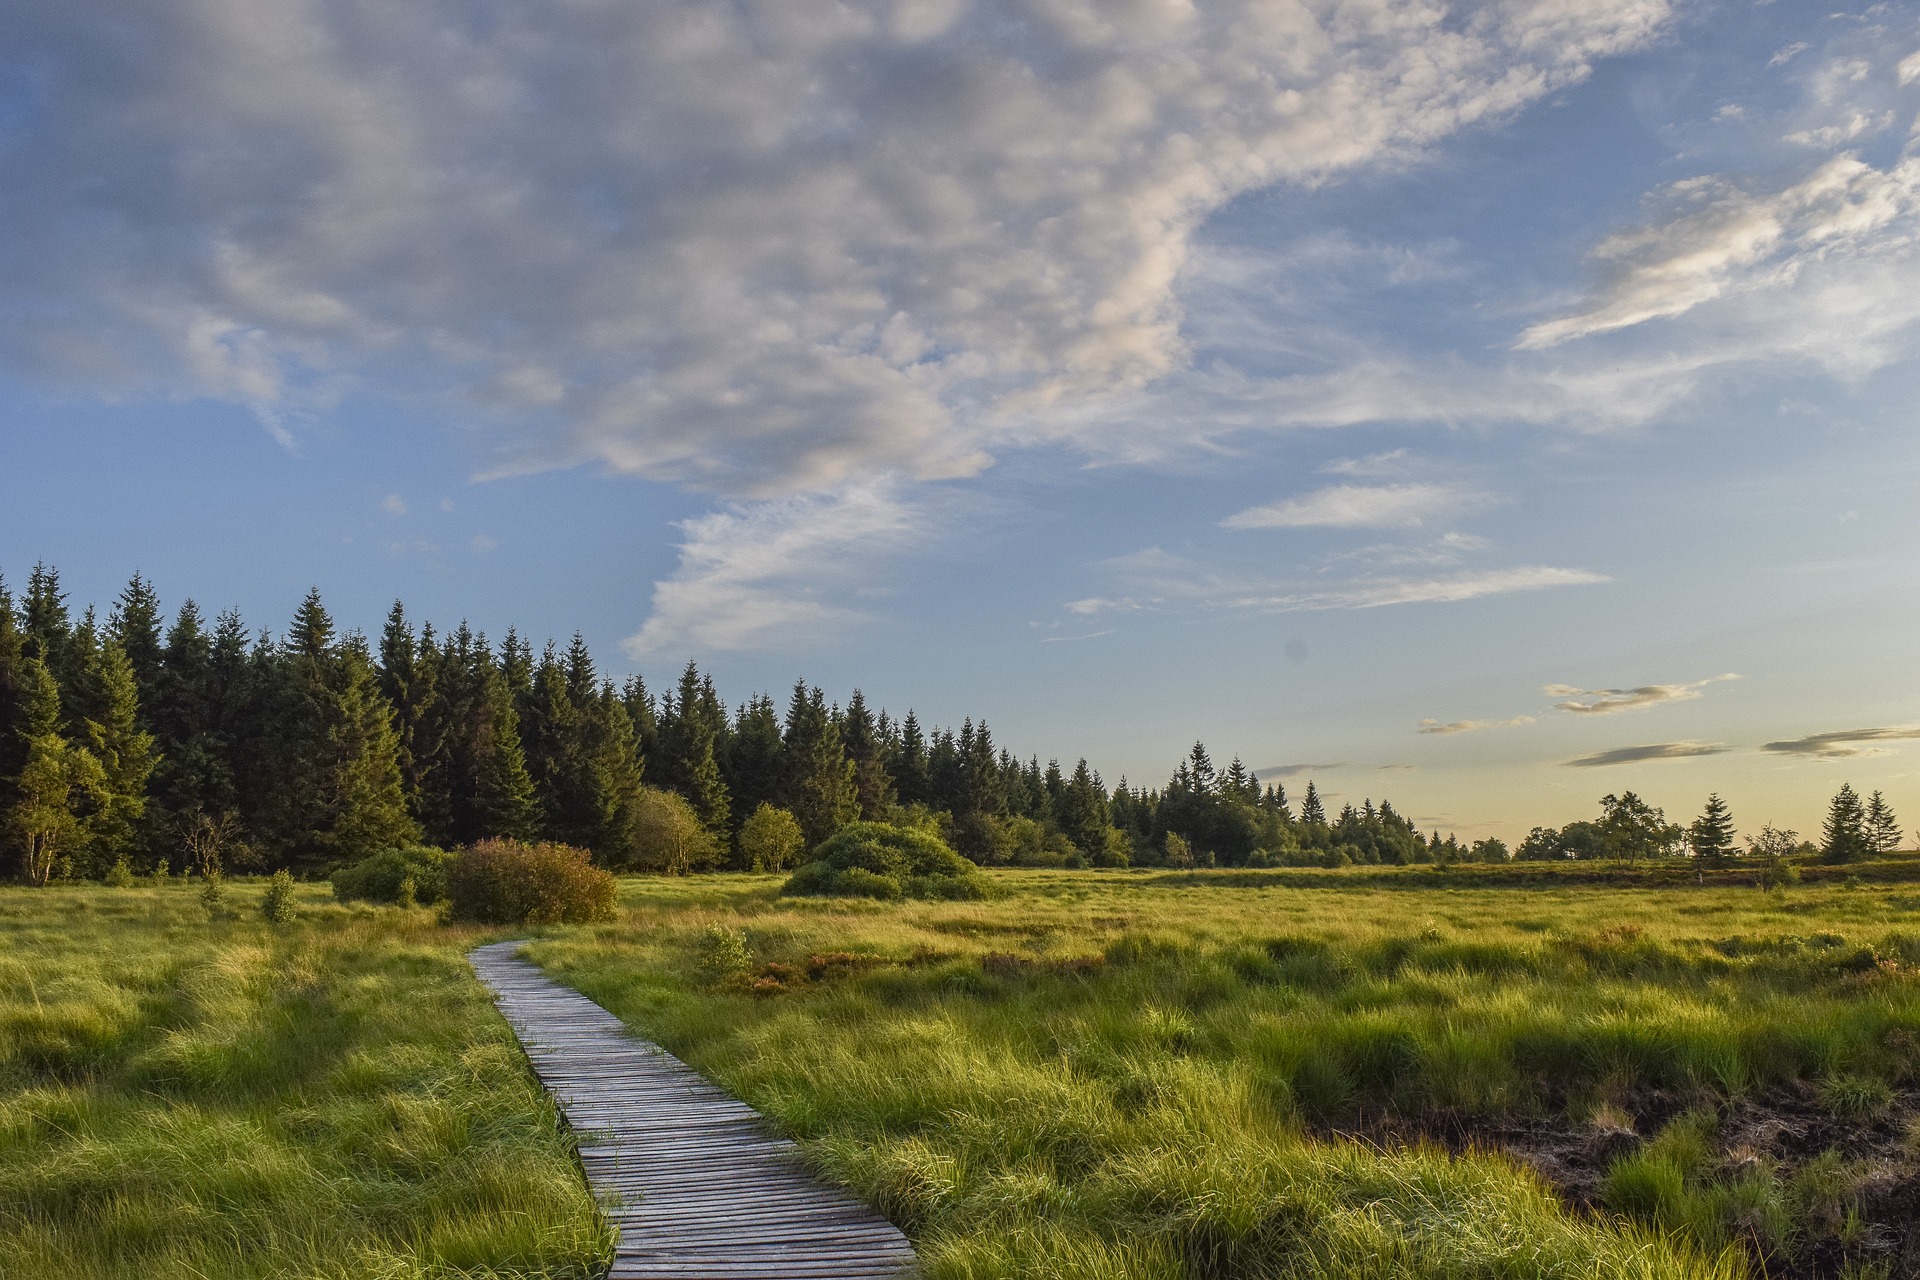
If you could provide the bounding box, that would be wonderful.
[4,0,1920,842]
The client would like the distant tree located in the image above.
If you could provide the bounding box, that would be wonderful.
[737,803,805,872]
[842,690,896,820]
[1687,793,1737,867]
[107,573,166,722]
[1299,781,1326,826]
[1864,790,1903,856]
[1821,784,1871,864]
[1470,837,1511,863]
[778,682,858,846]
[1163,831,1196,869]
[473,663,539,841]
[1599,792,1681,862]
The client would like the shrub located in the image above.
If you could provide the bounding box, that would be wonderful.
[623,787,721,874]
[445,839,617,925]
[783,822,992,901]
[330,845,451,905]
[199,869,225,918]
[695,925,753,985]
[261,870,297,924]
[104,857,135,888]
[738,803,805,872]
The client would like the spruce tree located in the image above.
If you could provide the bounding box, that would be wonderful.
[778,681,858,846]
[1864,790,1903,856]
[1687,793,1736,867]
[0,576,26,790]
[723,693,784,842]
[22,563,73,690]
[108,573,166,722]
[1821,783,1871,864]
[77,641,156,875]
[892,711,930,805]
[1300,780,1326,826]
[842,689,896,820]
[473,664,539,840]
[316,635,419,863]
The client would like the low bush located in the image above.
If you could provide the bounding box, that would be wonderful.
[445,839,618,924]
[783,822,992,900]
[261,869,297,924]
[330,845,451,905]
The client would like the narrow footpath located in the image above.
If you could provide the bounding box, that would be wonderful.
[469,941,919,1280]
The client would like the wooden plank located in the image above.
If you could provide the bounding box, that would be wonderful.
[470,941,919,1280]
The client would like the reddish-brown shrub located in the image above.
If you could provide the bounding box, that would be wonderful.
[445,839,617,925]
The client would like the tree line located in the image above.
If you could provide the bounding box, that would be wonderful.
[4,565,1901,883]
[0,566,1497,882]
[1517,786,1905,865]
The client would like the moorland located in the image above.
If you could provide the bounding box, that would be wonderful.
[6,862,1919,1280]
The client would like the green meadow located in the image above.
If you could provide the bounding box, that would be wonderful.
[7,865,1920,1279]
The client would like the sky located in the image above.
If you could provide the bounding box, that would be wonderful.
[4,0,1920,843]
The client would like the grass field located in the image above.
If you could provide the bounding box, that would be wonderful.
[5,865,1918,1278]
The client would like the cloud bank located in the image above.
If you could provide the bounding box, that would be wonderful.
[3,0,1671,499]
[1418,715,1534,735]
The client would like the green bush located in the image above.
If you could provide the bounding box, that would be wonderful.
[783,822,992,901]
[330,845,451,905]
[445,839,618,925]
[261,869,297,924]
[695,924,753,985]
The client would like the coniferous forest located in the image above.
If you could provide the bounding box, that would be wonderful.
[0,564,1487,884]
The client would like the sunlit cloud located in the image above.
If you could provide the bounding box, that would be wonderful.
[1254,763,1344,779]
[1761,726,1920,759]
[1418,715,1535,735]
[1222,483,1468,530]
[1547,673,1741,715]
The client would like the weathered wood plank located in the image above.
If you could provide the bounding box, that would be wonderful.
[470,941,918,1280]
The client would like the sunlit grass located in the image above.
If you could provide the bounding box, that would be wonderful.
[0,882,610,1280]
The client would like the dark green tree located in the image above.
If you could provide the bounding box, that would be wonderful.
[1687,793,1736,867]
[1821,784,1871,864]
[778,681,858,847]
[1864,790,1903,856]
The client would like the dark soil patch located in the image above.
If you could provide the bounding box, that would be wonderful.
[1327,1087,1920,1279]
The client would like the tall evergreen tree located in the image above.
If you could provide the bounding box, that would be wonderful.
[1864,790,1903,856]
[0,576,26,791]
[778,681,858,846]
[108,573,166,722]
[842,689,896,820]
[1687,793,1736,867]
[76,641,156,874]
[723,693,784,844]
[1821,783,1870,865]
[1300,780,1326,826]
[473,662,539,840]
[22,563,73,690]
[892,711,930,805]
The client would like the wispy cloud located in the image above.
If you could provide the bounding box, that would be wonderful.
[1074,551,1607,618]
[624,482,924,656]
[1255,763,1343,779]
[1322,449,1410,477]
[1223,483,1466,530]
[1547,673,1741,715]
[1565,741,1731,767]
[1761,726,1920,759]
[381,493,408,517]
[1418,715,1535,735]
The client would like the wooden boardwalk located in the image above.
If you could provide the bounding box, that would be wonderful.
[469,941,918,1280]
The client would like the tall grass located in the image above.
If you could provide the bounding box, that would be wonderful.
[522,869,1920,1279]
[0,882,609,1280]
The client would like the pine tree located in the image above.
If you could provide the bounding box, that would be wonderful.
[892,711,930,805]
[1864,790,1903,856]
[1821,783,1871,865]
[778,681,858,846]
[316,635,419,862]
[108,573,166,722]
[22,563,73,690]
[77,641,156,875]
[0,576,26,790]
[842,689,896,820]
[1687,793,1736,867]
[723,694,784,844]
[1300,780,1326,826]
[473,663,538,840]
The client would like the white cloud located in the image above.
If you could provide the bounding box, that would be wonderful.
[1222,482,1467,530]
[623,482,924,656]
[1546,672,1741,715]
[381,493,408,517]
[1323,449,1411,477]
[1769,42,1810,68]
[2,0,1672,495]
[1418,715,1535,734]
[1082,547,1606,618]
[1516,154,1920,350]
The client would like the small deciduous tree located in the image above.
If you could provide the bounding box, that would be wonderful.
[625,786,720,874]
[1600,792,1682,862]
[737,803,804,872]
[10,734,107,885]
